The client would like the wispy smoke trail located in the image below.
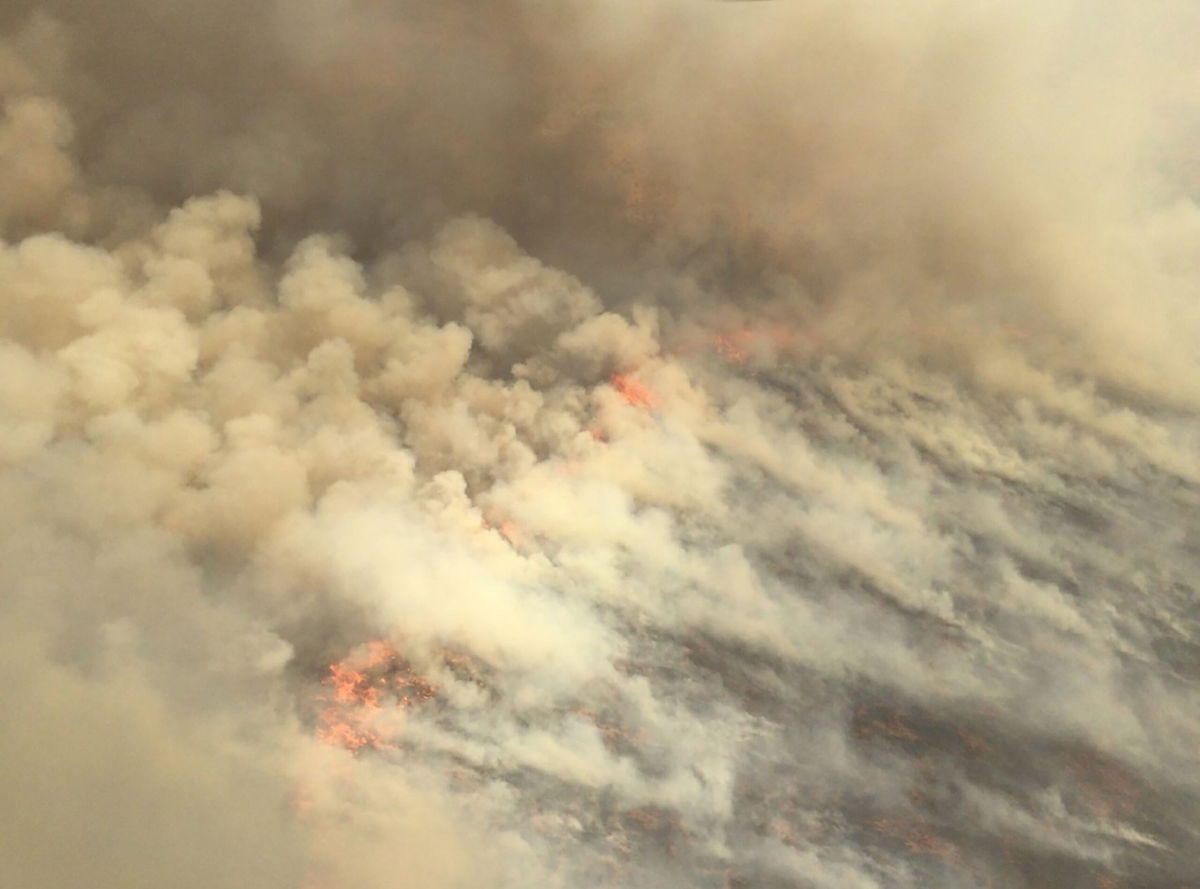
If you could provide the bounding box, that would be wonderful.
[2,3,1199,888]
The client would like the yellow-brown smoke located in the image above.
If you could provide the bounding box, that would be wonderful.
[2,3,1200,888]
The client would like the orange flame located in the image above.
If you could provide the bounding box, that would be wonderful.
[610,373,661,409]
[316,640,436,753]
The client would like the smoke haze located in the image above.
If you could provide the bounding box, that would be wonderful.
[2,2,1199,887]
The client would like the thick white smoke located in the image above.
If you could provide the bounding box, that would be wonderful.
[2,2,1199,888]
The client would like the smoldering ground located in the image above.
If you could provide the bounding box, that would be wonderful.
[1,2,1199,887]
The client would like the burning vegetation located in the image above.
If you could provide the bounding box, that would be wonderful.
[316,641,437,754]
[610,372,662,409]
[4,2,1200,888]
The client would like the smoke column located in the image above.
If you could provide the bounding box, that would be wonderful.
[2,2,1199,887]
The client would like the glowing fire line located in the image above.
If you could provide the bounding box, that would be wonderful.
[315,640,436,754]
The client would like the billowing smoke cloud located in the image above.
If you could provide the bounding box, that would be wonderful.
[2,2,1199,888]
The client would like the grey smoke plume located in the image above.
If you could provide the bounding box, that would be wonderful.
[2,2,1199,888]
